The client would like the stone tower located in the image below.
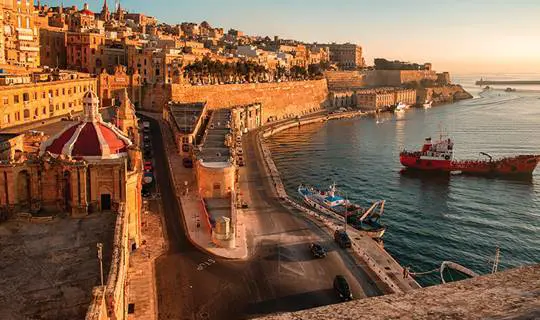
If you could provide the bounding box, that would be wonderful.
[101,0,110,21]
[117,89,139,144]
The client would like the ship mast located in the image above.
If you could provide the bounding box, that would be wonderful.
[491,246,500,274]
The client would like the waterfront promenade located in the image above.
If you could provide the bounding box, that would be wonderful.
[255,110,421,293]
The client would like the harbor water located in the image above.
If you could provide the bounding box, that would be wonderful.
[267,74,540,286]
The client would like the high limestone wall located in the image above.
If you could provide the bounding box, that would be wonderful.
[365,69,438,86]
[170,80,329,123]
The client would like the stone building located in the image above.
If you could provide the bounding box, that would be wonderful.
[0,89,143,247]
[331,87,417,111]
[324,43,364,70]
[66,31,106,73]
[231,103,262,134]
[39,26,67,68]
[0,71,97,130]
[97,64,142,107]
[163,101,207,161]
[1,0,40,67]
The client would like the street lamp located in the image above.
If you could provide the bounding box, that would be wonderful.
[97,242,104,287]
[184,180,189,196]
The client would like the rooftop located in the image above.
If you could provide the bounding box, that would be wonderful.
[198,109,232,163]
[168,102,206,134]
[0,214,116,320]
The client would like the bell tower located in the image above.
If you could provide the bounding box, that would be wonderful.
[101,0,110,21]
[117,89,139,144]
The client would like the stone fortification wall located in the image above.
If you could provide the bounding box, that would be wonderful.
[85,203,129,320]
[324,71,365,90]
[256,264,540,320]
[418,84,473,105]
[365,70,438,86]
[170,80,329,124]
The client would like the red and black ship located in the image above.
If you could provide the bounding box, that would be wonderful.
[400,135,540,176]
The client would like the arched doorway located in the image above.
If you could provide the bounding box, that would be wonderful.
[17,170,31,209]
[63,171,72,212]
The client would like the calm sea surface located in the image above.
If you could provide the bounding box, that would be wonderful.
[267,74,540,286]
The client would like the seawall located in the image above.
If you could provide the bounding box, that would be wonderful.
[170,80,329,123]
[254,110,420,295]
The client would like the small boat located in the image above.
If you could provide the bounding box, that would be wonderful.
[423,100,432,109]
[298,183,387,239]
[400,133,540,176]
[394,102,408,113]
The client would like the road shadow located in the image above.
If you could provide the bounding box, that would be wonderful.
[261,239,337,262]
[243,288,339,317]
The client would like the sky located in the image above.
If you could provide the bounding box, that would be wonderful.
[43,0,540,74]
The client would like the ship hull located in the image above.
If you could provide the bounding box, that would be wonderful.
[400,154,540,176]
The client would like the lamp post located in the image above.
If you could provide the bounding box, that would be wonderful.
[184,180,189,196]
[97,242,104,287]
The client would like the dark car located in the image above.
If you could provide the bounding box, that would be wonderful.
[182,158,193,168]
[334,230,352,248]
[333,275,353,301]
[310,243,327,258]
[141,187,151,198]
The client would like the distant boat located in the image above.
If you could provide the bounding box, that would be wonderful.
[423,100,433,109]
[394,102,408,113]
[505,87,516,92]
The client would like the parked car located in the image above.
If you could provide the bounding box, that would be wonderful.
[334,230,351,248]
[333,275,353,301]
[310,243,327,258]
[141,187,151,198]
[183,158,193,168]
[236,148,243,155]
[237,156,245,167]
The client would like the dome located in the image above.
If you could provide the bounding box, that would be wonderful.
[80,3,94,16]
[40,89,133,161]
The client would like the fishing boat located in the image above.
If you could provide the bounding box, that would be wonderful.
[298,183,387,239]
[400,133,540,176]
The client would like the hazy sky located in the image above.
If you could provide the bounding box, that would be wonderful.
[43,0,540,74]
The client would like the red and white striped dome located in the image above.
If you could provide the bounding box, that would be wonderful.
[40,89,132,161]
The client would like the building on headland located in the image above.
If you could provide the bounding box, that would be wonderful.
[0,70,96,130]
[163,101,208,161]
[315,43,363,70]
[1,0,40,68]
[330,87,417,111]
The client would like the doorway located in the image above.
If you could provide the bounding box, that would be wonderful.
[101,194,111,211]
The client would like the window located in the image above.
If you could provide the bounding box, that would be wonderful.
[14,95,19,103]
[15,112,20,121]
[182,144,190,152]
[3,114,10,124]
[55,104,59,110]
[2,97,8,105]
[182,137,189,144]
[42,92,46,99]
[55,89,59,96]
[42,107,46,115]
[23,92,29,102]
[62,88,65,95]
[34,108,38,117]
[62,103,65,109]
[33,92,37,100]
[23,110,30,119]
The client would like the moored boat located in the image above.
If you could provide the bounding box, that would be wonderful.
[298,183,386,239]
[394,101,409,113]
[423,100,433,108]
[400,134,540,176]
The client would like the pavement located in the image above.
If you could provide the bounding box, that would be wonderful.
[126,198,166,320]
[136,112,382,320]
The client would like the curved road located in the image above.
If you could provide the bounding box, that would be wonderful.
[144,116,381,320]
